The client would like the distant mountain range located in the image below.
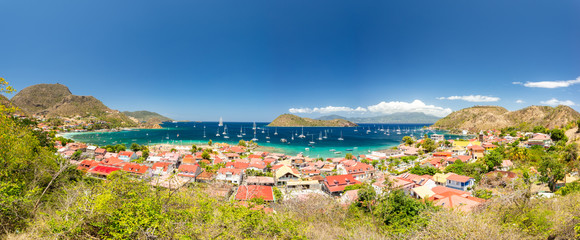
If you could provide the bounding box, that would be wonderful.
[269,114,357,127]
[316,112,441,124]
[433,105,580,132]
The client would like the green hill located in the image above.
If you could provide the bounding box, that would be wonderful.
[433,105,580,132]
[10,83,136,127]
[123,110,172,128]
[268,114,357,127]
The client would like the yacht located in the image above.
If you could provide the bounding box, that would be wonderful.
[318,132,323,141]
[338,131,344,141]
[274,128,278,135]
[280,138,287,143]
[216,128,220,137]
[218,117,223,127]
[309,135,315,144]
[298,127,306,138]
[237,126,243,138]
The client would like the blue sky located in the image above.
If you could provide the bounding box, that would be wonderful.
[1,0,579,121]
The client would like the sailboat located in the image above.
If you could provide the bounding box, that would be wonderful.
[338,131,344,141]
[318,132,323,141]
[274,128,278,135]
[237,126,243,138]
[298,127,306,138]
[252,122,256,130]
[309,135,315,144]
[223,125,229,138]
[291,132,295,141]
[266,130,270,139]
[323,130,328,139]
[218,117,223,127]
[251,129,258,141]
[203,126,206,138]
[216,128,220,137]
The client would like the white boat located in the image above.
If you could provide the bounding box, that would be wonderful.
[203,126,206,138]
[252,122,256,130]
[329,149,336,152]
[338,131,344,141]
[266,130,270,139]
[305,148,310,151]
[298,127,306,138]
[274,128,278,135]
[318,132,323,141]
[216,128,220,137]
[223,125,227,135]
[323,130,328,139]
[309,135,315,144]
[251,129,258,141]
[218,117,223,127]
[334,151,342,154]
[280,138,287,143]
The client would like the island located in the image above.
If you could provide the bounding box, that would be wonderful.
[268,113,358,127]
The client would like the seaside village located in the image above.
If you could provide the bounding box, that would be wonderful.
[55,127,572,213]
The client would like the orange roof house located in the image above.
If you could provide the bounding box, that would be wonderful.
[323,174,361,195]
[122,163,149,175]
[235,185,275,202]
[178,164,202,179]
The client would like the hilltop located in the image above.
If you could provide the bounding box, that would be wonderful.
[10,83,136,127]
[433,105,580,132]
[268,114,357,127]
[317,112,440,124]
[123,110,173,128]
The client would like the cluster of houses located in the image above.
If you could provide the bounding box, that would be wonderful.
[56,129,560,212]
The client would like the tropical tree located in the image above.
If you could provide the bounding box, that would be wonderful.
[538,155,566,192]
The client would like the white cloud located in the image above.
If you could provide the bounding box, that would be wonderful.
[289,100,452,117]
[289,106,367,114]
[516,100,525,104]
[366,100,452,117]
[513,76,580,88]
[540,98,575,106]
[439,95,500,102]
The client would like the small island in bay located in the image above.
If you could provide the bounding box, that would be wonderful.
[268,113,358,127]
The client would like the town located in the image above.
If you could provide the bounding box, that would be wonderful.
[53,118,579,214]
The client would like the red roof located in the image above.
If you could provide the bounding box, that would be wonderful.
[324,174,361,193]
[433,152,453,157]
[235,185,274,201]
[431,186,469,196]
[78,160,99,171]
[455,155,471,163]
[344,162,374,175]
[122,163,149,174]
[118,151,134,157]
[152,162,172,171]
[446,174,473,183]
[226,161,249,169]
[218,168,243,175]
[467,145,485,151]
[178,164,200,177]
[102,157,124,166]
[88,165,121,176]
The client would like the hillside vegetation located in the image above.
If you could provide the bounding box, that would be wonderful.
[10,83,136,127]
[269,114,358,127]
[123,111,173,124]
[433,105,580,132]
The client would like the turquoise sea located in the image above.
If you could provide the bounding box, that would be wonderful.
[64,122,468,158]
